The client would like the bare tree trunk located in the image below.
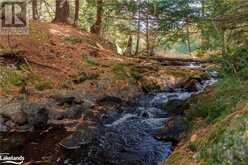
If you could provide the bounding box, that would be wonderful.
[32,0,39,20]
[124,35,133,56]
[74,0,80,26]
[149,35,156,56]
[146,0,150,56]
[200,0,209,50]
[91,0,103,35]
[186,18,192,54]
[53,0,70,24]
[135,0,141,56]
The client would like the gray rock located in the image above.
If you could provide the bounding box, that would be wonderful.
[0,102,27,125]
[22,103,48,128]
[0,115,8,132]
[53,91,95,106]
[55,95,75,106]
[0,97,13,107]
[49,110,65,120]
[97,96,123,106]
[64,105,85,119]
[163,99,189,116]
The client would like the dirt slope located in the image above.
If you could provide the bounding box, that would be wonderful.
[0,21,207,102]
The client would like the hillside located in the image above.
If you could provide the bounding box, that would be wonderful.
[1,0,248,164]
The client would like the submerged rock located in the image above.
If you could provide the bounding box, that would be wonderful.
[60,122,96,149]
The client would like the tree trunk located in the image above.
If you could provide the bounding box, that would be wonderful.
[32,0,39,20]
[186,18,192,54]
[74,0,80,26]
[146,0,150,56]
[200,0,209,50]
[91,0,103,35]
[135,0,141,56]
[53,0,70,24]
[149,35,156,56]
[124,35,133,56]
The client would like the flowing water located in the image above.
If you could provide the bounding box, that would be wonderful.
[66,69,218,165]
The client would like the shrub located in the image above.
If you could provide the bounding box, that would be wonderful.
[130,67,143,80]
[34,80,53,91]
[0,68,24,87]
[220,47,248,74]
[112,64,128,79]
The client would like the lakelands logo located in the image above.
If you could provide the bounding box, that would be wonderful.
[0,0,29,35]
[0,153,24,165]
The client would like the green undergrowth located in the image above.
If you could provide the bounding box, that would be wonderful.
[188,47,248,124]
[196,113,248,165]
[187,75,248,124]
[112,63,129,79]
[0,67,24,87]
[112,64,144,80]
[167,47,248,165]
[0,66,54,93]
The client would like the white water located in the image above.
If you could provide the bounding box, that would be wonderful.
[105,113,137,127]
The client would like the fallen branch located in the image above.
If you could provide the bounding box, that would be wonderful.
[0,49,68,74]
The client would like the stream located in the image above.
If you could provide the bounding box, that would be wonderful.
[0,62,218,165]
[56,65,217,165]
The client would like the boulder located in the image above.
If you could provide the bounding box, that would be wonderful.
[54,95,75,106]
[22,103,48,128]
[0,97,13,107]
[53,91,95,107]
[0,102,27,125]
[154,117,188,143]
[163,99,189,116]
[97,96,123,106]
[64,105,86,119]
[0,115,8,132]
[181,78,200,92]
[48,110,65,120]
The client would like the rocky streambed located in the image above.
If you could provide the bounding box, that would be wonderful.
[0,61,217,165]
